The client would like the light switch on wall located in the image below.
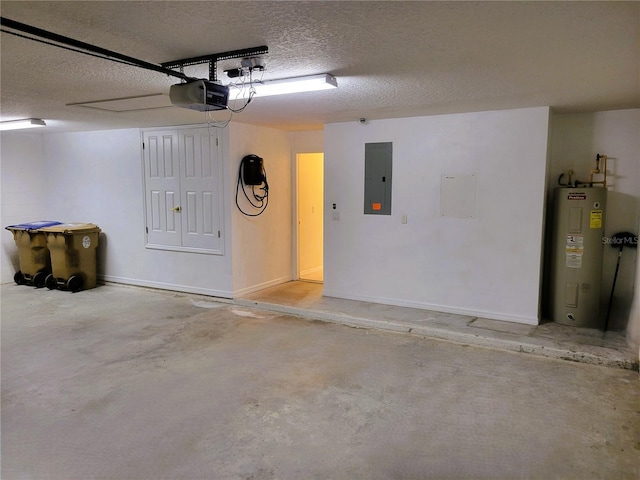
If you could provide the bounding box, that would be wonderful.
[401,214,407,224]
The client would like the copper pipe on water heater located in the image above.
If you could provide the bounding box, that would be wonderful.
[589,153,607,188]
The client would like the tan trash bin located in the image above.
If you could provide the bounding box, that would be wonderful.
[38,223,101,292]
[5,221,63,287]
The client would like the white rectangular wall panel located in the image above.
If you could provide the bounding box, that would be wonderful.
[440,174,476,218]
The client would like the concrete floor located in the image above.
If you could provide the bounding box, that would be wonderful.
[241,282,638,371]
[2,282,639,480]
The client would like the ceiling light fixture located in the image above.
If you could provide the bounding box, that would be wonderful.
[0,118,46,131]
[229,74,338,100]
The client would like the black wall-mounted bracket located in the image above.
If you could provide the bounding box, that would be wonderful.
[161,45,268,82]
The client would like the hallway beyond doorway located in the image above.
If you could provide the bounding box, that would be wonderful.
[297,152,323,283]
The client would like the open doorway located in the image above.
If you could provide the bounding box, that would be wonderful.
[297,153,324,282]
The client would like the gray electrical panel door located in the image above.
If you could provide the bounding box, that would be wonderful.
[364,142,392,215]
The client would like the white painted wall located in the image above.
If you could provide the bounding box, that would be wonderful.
[291,129,324,154]
[549,109,640,331]
[1,132,48,284]
[3,111,633,333]
[40,129,234,297]
[2,124,296,297]
[228,123,293,296]
[1,128,234,294]
[324,107,551,324]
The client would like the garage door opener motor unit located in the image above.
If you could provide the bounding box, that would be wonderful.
[170,79,229,111]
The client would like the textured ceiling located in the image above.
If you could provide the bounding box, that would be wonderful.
[1,1,639,133]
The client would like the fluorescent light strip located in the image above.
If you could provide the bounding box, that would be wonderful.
[0,118,47,131]
[229,74,337,100]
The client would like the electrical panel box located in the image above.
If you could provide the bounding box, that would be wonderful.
[364,142,392,215]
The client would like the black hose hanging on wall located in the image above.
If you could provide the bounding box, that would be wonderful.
[236,155,269,216]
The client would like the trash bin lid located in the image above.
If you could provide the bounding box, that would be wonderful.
[38,223,101,234]
[5,221,63,231]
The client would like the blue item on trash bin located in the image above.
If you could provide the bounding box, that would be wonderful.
[5,221,62,231]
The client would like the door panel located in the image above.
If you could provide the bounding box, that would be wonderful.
[179,128,221,251]
[143,127,222,253]
[144,131,181,246]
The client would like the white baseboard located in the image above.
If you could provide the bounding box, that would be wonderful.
[300,265,323,277]
[321,289,539,325]
[99,274,233,299]
[233,275,292,298]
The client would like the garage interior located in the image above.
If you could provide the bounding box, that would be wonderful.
[1,2,639,479]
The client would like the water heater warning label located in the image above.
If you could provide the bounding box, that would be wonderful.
[566,234,583,245]
[566,234,584,268]
[566,253,583,268]
[590,210,602,229]
[566,245,583,254]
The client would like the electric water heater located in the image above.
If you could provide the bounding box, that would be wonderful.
[549,187,607,328]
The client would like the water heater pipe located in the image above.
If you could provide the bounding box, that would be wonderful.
[589,154,607,188]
